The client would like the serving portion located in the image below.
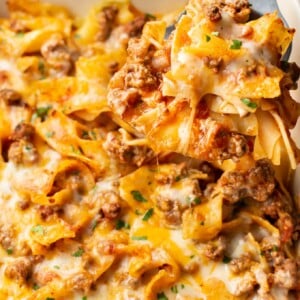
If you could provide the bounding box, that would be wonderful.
[0,0,299,299]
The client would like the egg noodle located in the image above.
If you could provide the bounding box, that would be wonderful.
[0,0,299,299]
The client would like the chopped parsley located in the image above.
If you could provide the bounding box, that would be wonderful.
[31,225,44,235]
[157,292,168,300]
[82,130,97,140]
[131,190,147,202]
[38,60,46,78]
[142,208,154,221]
[6,248,13,255]
[25,144,32,151]
[230,39,242,50]
[131,235,147,241]
[205,35,211,42]
[82,297,87,300]
[81,130,89,139]
[46,298,55,300]
[200,220,205,226]
[32,106,52,121]
[53,265,60,269]
[171,285,178,293]
[70,145,82,155]
[115,219,130,230]
[91,219,99,231]
[90,130,97,140]
[15,32,25,38]
[175,175,182,182]
[193,197,201,204]
[33,283,40,290]
[45,131,54,138]
[222,256,232,264]
[181,284,185,289]
[72,248,84,257]
[272,245,279,252]
[145,13,156,20]
[241,98,258,109]
[134,209,143,215]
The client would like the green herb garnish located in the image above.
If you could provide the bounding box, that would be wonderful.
[241,98,258,109]
[70,145,82,155]
[193,197,201,204]
[32,106,52,121]
[116,219,125,230]
[171,285,178,293]
[6,248,13,255]
[230,39,242,50]
[72,248,84,257]
[145,13,156,20]
[205,35,211,42]
[157,292,168,300]
[45,131,54,138]
[15,32,25,38]
[222,256,232,264]
[31,225,44,235]
[38,60,46,78]
[131,235,147,241]
[91,219,98,231]
[142,208,154,221]
[131,190,147,203]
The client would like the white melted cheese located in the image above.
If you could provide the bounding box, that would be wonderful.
[0,59,26,91]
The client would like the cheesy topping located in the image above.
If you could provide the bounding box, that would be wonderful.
[0,0,299,299]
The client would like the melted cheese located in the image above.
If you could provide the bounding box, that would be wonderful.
[0,0,298,299]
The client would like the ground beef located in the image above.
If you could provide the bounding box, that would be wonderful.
[156,198,182,226]
[207,6,222,22]
[127,38,150,63]
[99,191,122,220]
[96,5,119,41]
[41,34,72,77]
[261,192,295,243]
[123,16,147,38]
[104,130,154,166]
[203,56,223,72]
[232,271,257,296]
[203,236,226,260]
[107,87,140,116]
[272,259,297,289]
[0,88,22,105]
[8,140,38,165]
[69,272,93,293]
[229,255,252,274]
[4,257,32,282]
[0,224,14,250]
[11,123,35,141]
[124,63,157,89]
[38,205,57,220]
[219,159,275,203]
[206,0,251,23]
